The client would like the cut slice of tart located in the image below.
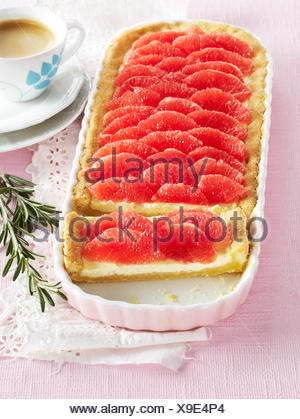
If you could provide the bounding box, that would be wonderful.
[63,208,249,283]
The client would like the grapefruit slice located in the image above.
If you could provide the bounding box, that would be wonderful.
[189,146,245,174]
[191,88,251,123]
[85,152,146,182]
[127,54,164,66]
[143,163,193,191]
[187,25,205,35]
[188,128,247,161]
[173,35,201,55]
[82,228,160,264]
[198,174,247,203]
[158,97,201,114]
[162,71,186,83]
[153,183,208,204]
[187,48,253,75]
[98,126,147,145]
[114,76,162,98]
[147,148,190,166]
[140,131,201,153]
[128,40,185,59]
[156,222,217,263]
[138,111,197,132]
[182,61,243,80]
[102,111,154,135]
[92,140,158,160]
[89,177,153,203]
[107,87,161,110]
[132,31,185,50]
[114,65,166,86]
[173,33,254,57]
[193,158,245,184]
[152,80,196,99]
[103,106,155,127]
[166,209,232,249]
[156,57,187,72]
[184,70,251,102]
[188,110,247,141]
[85,211,154,239]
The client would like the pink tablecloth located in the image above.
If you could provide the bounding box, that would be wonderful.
[0,0,300,399]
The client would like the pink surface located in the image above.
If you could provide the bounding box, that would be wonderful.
[0,0,300,398]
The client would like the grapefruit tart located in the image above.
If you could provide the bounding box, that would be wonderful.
[63,21,269,282]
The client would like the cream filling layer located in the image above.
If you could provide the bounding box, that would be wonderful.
[81,247,247,278]
[90,199,236,216]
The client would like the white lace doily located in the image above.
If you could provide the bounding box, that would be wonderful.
[0,0,211,371]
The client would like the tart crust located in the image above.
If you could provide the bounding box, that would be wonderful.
[63,208,249,283]
[72,21,269,218]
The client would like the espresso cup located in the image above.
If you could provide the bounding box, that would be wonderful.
[0,7,85,102]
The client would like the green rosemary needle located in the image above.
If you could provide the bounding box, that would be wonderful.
[0,173,67,311]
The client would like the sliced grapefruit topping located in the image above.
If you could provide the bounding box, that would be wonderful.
[156,222,217,263]
[102,111,154,135]
[189,110,247,141]
[193,157,245,184]
[128,40,185,59]
[81,208,238,264]
[166,209,232,249]
[139,131,201,153]
[107,87,161,110]
[89,177,153,203]
[90,27,254,208]
[173,35,202,55]
[187,25,205,35]
[153,183,208,204]
[114,65,166,86]
[85,152,146,182]
[151,80,196,98]
[98,126,147,145]
[162,71,186,83]
[158,97,201,114]
[82,228,161,264]
[114,76,162,98]
[173,33,254,58]
[89,211,154,238]
[92,140,158,160]
[187,48,253,75]
[147,148,191,166]
[156,57,187,72]
[143,163,194,191]
[202,33,254,57]
[191,88,251,123]
[182,61,244,80]
[189,146,246,174]
[132,31,185,50]
[198,174,247,203]
[127,54,164,66]
[188,128,247,161]
[138,111,197,132]
[184,70,251,102]
[103,106,155,127]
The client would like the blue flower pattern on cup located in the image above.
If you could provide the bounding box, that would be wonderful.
[0,47,64,101]
[26,48,64,90]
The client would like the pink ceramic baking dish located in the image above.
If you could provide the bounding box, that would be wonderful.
[54,20,272,331]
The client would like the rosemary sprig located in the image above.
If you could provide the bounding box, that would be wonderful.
[0,174,67,311]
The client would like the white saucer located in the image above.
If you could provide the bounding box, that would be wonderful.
[0,57,85,134]
[0,71,90,153]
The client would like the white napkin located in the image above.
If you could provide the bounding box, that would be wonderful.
[0,275,209,371]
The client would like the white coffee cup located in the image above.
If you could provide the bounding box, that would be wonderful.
[0,7,85,102]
